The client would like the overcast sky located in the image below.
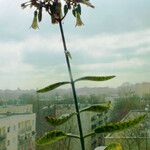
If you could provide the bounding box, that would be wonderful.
[0,0,150,90]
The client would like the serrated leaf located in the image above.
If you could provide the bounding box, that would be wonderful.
[46,113,76,126]
[36,130,67,145]
[64,5,68,15]
[80,102,111,113]
[94,114,146,134]
[75,76,115,82]
[104,143,122,150]
[37,82,70,93]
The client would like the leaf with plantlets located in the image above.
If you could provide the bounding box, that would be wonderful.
[80,102,111,113]
[104,143,122,150]
[94,114,146,134]
[36,130,67,145]
[45,113,76,126]
[75,76,115,82]
[37,82,70,93]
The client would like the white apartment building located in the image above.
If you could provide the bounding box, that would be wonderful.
[0,105,36,150]
[0,105,33,114]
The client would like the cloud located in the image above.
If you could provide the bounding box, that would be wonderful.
[0,28,150,89]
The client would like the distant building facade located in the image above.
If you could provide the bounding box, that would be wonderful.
[0,105,36,150]
[0,105,32,114]
[134,82,150,96]
[105,110,150,150]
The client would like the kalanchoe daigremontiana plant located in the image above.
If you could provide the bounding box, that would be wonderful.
[21,1,146,150]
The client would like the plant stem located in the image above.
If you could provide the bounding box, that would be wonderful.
[58,20,85,150]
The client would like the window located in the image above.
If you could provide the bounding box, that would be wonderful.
[91,124,96,130]
[14,125,16,131]
[32,120,34,126]
[7,140,10,146]
[7,127,10,133]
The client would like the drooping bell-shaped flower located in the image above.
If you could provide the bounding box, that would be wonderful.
[31,11,39,29]
[75,12,84,27]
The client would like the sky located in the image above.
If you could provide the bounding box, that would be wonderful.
[0,0,150,90]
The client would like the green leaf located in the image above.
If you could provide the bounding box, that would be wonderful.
[80,102,111,113]
[64,5,68,15]
[46,113,76,126]
[94,114,146,134]
[37,82,70,93]
[36,130,67,145]
[75,76,115,82]
[104,143,122,150]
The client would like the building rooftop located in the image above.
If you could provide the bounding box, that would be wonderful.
[0,112,34,119]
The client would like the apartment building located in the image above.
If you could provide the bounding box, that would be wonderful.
[0,105,32,114]
[105,110,150,150]
[0,105,36,150]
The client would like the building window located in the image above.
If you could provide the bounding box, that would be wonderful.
[91,124,96,130]
[14,125,16,131]
[13,138,16,143]
[7,140,10,146]
[91,116,97,121]
[7,127,10,133]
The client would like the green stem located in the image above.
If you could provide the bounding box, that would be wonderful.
[58,20,85,150]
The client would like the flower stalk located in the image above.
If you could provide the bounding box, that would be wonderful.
[58,20,85,150]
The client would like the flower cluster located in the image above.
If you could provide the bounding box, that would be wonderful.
[21,0,94,29]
